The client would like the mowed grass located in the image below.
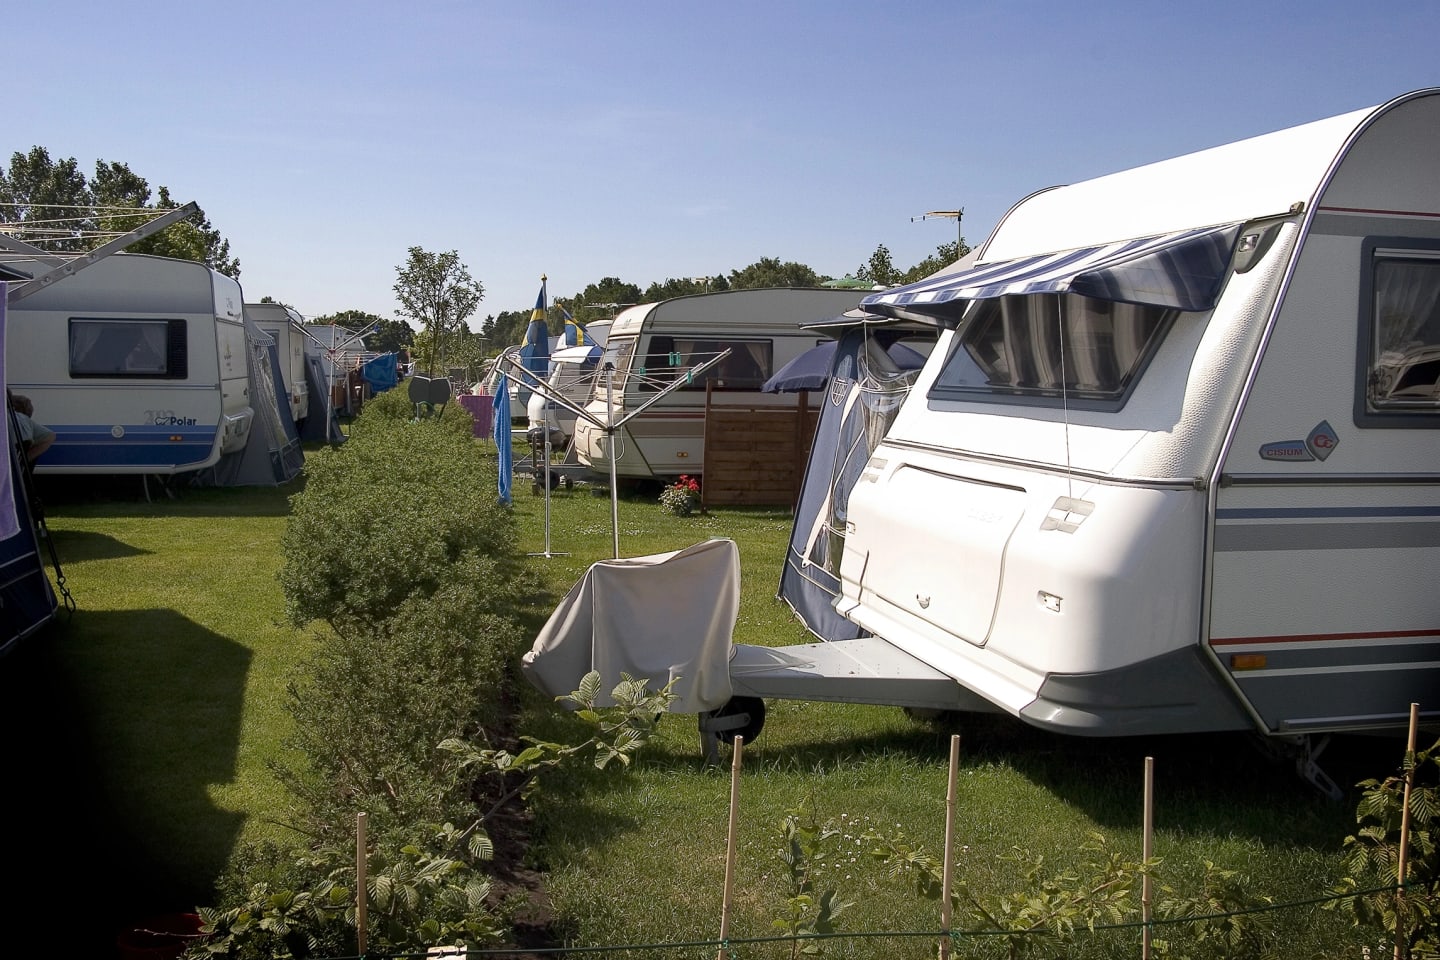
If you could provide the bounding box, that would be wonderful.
[509,480,1381,958]
[15,448,1391,957]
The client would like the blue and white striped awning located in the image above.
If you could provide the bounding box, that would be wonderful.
[861,223,1242,323]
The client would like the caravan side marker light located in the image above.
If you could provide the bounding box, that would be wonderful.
[1230,653,1267,670]
[170,435,183,442]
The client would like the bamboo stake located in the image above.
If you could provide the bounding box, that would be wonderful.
[940,734,961,960]
[717,736,745,960]
[356,811,368,958]
[1394,702,1420,960]
[1142,757,1154,960]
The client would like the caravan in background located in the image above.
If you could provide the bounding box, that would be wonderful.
[572,288,867,481]
[5,253,252,475]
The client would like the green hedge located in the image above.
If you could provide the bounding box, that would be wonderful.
[277,394,541,839]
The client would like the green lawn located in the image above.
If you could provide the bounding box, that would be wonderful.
[10,456,1393,958]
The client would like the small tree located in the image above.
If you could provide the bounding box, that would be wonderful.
[855,244,902,287]
[1329,735,1440,958]
[902,240,970,283]
[393,247,484,374]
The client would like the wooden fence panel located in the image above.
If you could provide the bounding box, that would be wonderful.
[702,389,818,508]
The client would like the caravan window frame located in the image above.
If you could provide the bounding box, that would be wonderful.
[633,336,774,393]
[1355,237,1440,427]
[926,293,1178,412]
[590,337,637,401]
[67,317,188,380]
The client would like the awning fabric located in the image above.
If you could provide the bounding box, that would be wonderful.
[861,223,1241,323]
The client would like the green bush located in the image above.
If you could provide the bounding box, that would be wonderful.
[352,384,477,443]
[276,402,543,845]
[279,406,526,630]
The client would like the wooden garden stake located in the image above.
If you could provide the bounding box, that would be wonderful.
[356,811,368,957]
[1142,757,1154,960]
[940,734,961,960]
[1395,702,1420,960]
[717,736,745,960]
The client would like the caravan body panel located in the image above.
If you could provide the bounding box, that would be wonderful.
[7,254,252,475]
[1207,92,1440,734]
[246,302,310,424]
[842,90,1440,737]
[573,289,866,480]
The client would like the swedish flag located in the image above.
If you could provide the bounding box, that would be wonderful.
[562,306,586,346]
[531,275,547,322]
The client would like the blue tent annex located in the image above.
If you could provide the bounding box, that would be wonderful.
[775,313,936,643]
[1,285,59,655]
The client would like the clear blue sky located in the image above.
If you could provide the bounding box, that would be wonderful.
[9,1,1440,331]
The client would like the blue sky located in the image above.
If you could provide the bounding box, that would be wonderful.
[8,1,1440,331]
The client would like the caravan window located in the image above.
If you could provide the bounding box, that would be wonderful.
[68,318,187,379]
[1363,246,1440,417]
[635,336,773,392]
[590,337,637,400]
[929,293,1174,408]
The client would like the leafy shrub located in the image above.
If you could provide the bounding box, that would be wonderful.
[191,674,674,960]
[276,402,543,843]
[352,384,476,443]
[279,407,530,630]
[1330,735,1440,958]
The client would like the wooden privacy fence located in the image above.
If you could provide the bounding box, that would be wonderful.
[701,386,819,508]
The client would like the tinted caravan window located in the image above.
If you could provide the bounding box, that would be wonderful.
[637,337,773,391]
[929,293,1174,409]
[1364,249,1440,417]
[68,318,187,379]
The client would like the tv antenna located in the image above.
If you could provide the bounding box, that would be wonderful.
[911,208,964,248]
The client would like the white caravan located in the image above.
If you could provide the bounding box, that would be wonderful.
[831,89,1440,760]
[244,302,309,425]
[572,288,867,480]
[6,253,252,475]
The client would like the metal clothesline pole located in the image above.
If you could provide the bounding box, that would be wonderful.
[498,347,731,560]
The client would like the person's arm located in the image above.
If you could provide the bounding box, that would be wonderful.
[24,418,55,462]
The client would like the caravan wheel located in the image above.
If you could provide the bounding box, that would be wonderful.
[705,696,766,745]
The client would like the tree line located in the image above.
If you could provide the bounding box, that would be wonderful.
[0,147,238,276]
[2,146,969,375]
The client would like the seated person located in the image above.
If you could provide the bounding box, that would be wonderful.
[8,391,56,463]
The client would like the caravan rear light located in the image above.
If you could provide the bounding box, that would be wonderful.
[1230,653,1267,670]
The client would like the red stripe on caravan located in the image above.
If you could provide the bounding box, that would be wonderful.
[1211,628,1440,646]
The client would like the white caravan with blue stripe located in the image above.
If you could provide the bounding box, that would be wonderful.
[6,253,252,475]
[838,89,1440,754]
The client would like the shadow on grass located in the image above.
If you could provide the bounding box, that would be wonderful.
[1,608,249,956]
[35,474,298,518]
[541,703,1374,853]
[759,710,1380,845]
[47,528,151,562]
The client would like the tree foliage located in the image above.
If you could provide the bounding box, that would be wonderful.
[855,244,902,287]
[311,309,415,355]
[642,275,727,301]
[393,247,484,374]
[728,256,821,289]
[0,146,240,275]
[477,308,532,353]
[901,239,969,284]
